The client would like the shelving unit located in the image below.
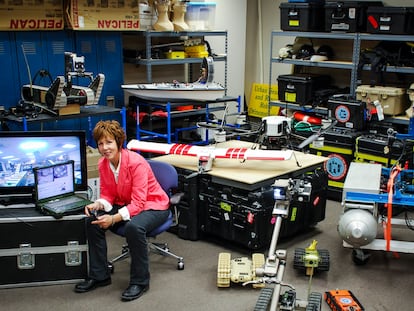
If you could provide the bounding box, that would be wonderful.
[268,31,359,116]
[127,95,240,144]
[123,30,228,91]
[268,31,414,125]
[122,30,233,144]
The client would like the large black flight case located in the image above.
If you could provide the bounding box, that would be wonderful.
[0,207,88,288]
[198,168,328,250]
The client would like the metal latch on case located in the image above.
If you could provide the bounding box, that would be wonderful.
[18,243,35,269]
[65,241,82,266]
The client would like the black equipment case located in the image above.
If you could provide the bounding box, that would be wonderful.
[309,127,361,201]
[0,208,88,288]
[198,169,327,250]
[280,2,325,32]
[327,95,367,131]
[366,6,414,35]
[278,73,331,106]
[324,1,383,32]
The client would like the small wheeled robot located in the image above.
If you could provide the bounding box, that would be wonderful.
[293,240,330,276]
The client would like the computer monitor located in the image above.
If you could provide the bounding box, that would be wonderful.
[0,130,88,195]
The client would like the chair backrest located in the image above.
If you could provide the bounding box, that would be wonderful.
[147,159,178,197]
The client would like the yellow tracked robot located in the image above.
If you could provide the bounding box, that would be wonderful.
[217,253,266,288]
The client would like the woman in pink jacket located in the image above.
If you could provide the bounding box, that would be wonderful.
[74,120,170,302]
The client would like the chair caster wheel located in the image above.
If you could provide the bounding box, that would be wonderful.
[108,263,114,274]
[177,260,184,270]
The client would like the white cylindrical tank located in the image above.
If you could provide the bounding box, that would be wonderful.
[338,209,377,247]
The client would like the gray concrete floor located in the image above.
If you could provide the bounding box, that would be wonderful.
[1,199,413,310]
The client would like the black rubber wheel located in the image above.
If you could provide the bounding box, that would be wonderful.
[306,292,322,311]
[352,249,370,265]
[254,287,273,311]
[317,249,330,271]
[293,248,305,270]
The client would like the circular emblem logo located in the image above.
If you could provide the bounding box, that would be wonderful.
[324,153,348,181]
[335,104,351,123]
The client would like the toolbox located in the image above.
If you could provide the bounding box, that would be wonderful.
[354,133,410,167]
[198,169,327,250]
[0,208,88,288]
[327,95,367,130]
[309,127,360,200]
[279,2,325,32]
[278,73,331,106]
[356,85,409,116]
[324,1,383,32]
[366,6,414,34]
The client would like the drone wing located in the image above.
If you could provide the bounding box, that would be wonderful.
[127,140,293,161]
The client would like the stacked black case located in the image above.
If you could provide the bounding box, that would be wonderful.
[0,208,88,288]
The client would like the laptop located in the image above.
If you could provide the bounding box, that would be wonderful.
[33,160,92,218]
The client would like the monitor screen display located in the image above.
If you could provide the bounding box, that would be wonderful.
[0,130,88,195]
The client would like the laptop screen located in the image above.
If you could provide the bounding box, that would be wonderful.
[34,161,75,202]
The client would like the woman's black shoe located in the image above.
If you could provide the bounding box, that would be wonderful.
[121,284,149,301]
[74,278,111,293]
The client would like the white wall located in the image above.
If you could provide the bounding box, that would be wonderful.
[211,0,247,118]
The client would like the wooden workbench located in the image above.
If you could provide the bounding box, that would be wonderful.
[153,140,327,190]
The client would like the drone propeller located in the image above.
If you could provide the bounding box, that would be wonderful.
[298,120,338,149]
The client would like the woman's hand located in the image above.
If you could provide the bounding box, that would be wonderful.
[92,214,113,229]
[84,202,103,217]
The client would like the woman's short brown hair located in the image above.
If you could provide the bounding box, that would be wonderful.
[93,120,126,149]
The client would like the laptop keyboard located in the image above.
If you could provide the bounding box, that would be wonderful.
[43,196,89,213]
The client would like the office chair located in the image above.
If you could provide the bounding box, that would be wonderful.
[108,159,185,271]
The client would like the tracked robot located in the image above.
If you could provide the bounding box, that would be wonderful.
[20,52,105,115]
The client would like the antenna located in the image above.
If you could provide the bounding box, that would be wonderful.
[21,44,33,101]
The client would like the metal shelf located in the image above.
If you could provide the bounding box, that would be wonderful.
[271,58,354,70]
[269,31,414,119]
[269,101,328,115]
[130,96,241,144]
[124,30,228,87]
[271,31,357,40]
[124,55,226,66]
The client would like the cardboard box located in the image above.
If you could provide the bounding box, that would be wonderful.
[0,1,64,31]
[65,0,140,30]
[86,146,101,178]
[86,146,101,201]
[58,104,80,116]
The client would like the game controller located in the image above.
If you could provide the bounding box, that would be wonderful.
[89,209,104,221]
